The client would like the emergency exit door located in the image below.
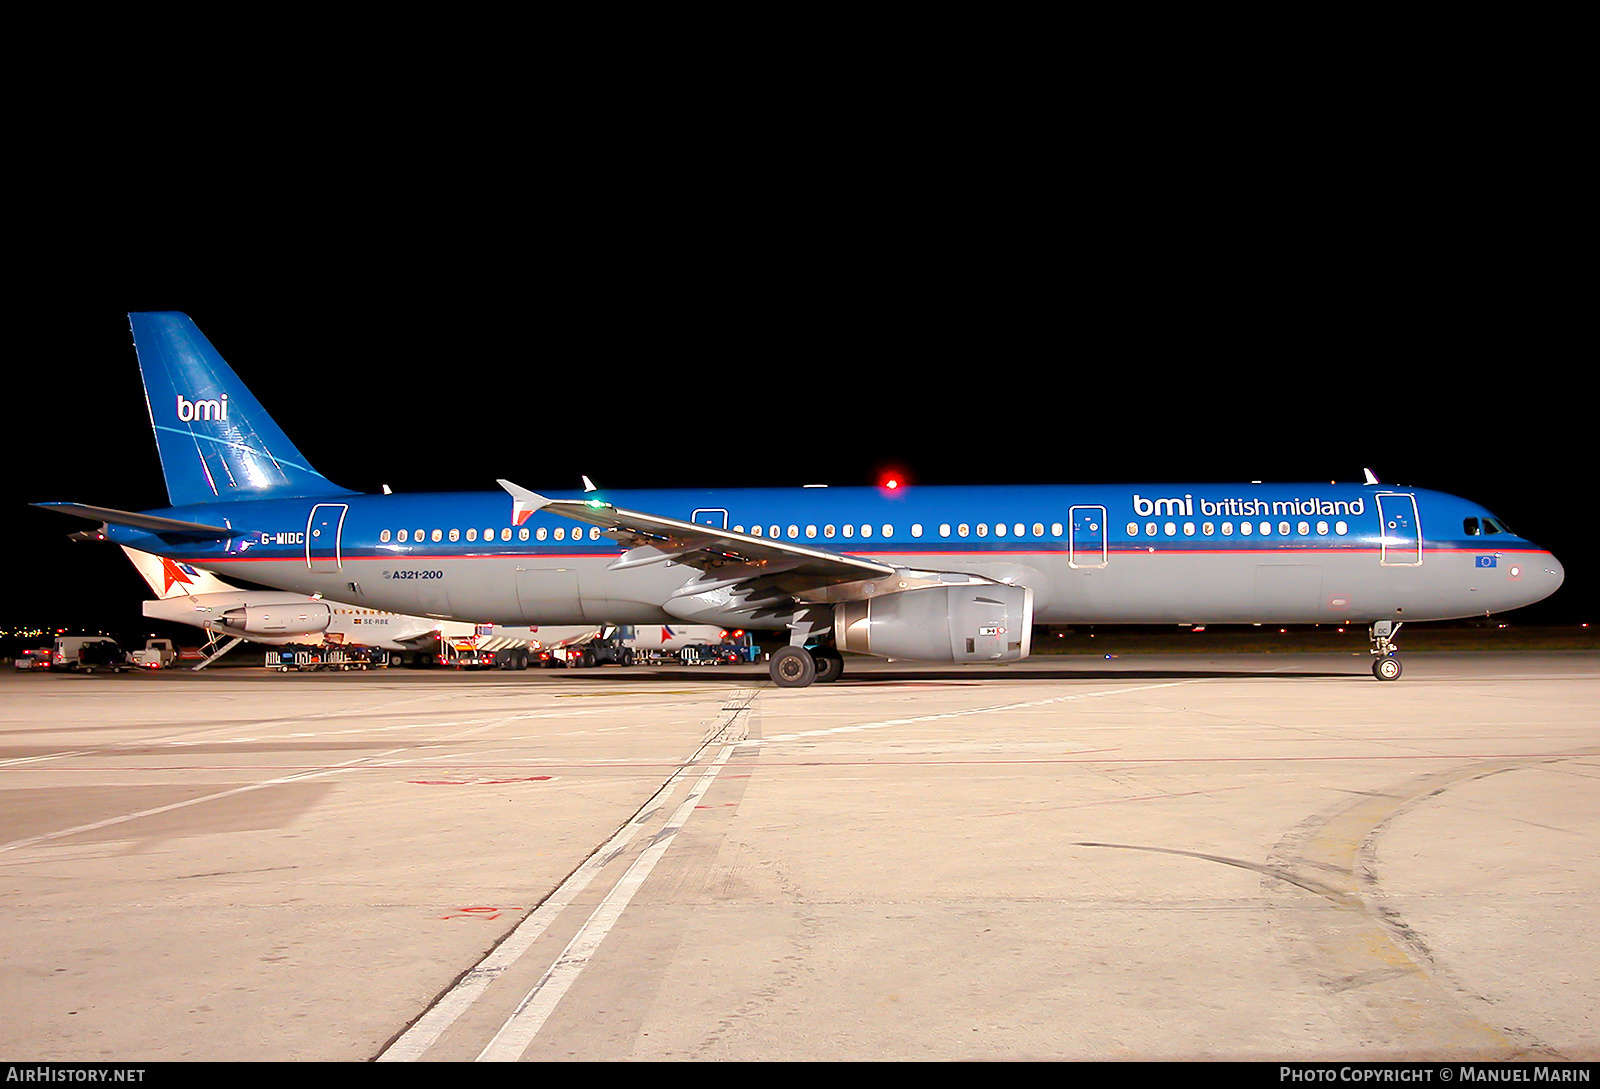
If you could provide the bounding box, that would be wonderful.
[1069,505,1108,568]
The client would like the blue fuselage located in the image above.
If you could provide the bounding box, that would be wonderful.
[102,482,1565,630]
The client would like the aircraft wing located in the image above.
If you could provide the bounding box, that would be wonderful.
[499,480,897,601]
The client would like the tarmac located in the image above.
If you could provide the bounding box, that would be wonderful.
[1,651,1595,1062]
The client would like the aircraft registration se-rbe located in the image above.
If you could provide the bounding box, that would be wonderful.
[37,312,1565,687]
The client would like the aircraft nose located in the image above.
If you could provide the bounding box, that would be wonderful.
[1520,550,1565,606]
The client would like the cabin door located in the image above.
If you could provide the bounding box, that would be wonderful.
[1376,493,1422,566]
[306,504,348,573]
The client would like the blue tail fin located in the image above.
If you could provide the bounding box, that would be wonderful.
[130,312,356,507]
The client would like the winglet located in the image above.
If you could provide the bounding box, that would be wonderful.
[498,479,550,526]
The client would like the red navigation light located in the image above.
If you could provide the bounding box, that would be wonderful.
[876,466,911,496]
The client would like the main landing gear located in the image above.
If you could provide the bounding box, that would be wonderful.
[769,645,844,688]
[1370,620,1403,681]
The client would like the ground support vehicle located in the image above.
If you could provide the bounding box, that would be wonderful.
[131,638,179,669]
[561,635,635,668]
[50,635,130,672]
[267,646,386,671]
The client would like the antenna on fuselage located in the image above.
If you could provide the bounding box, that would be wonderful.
[582,476,599,492]
[1363,468,1381,485]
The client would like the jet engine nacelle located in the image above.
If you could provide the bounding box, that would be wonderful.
[834,583,1034,663]
[218,602,332,635]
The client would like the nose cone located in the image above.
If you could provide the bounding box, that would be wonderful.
[1517,550,1565,610]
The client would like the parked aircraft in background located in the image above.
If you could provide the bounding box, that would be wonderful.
[37,313,1565,687]
[122,546,731,669]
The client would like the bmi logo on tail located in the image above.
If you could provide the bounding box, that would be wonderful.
[176,394,228,422]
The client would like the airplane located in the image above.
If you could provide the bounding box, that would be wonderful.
[122,544,735,669]
[121,545,600,668]
[35,312,1565,688]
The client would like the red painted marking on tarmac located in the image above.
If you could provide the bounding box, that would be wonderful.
[441,906,515,920]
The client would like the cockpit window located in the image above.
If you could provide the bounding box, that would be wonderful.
[1466,515,1512,536]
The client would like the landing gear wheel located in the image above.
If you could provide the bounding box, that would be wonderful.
[1373,656,1403,681]
[811,648,844,684]
[771,645,817,688]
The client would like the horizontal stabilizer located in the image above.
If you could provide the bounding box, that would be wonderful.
[33,502,248,539]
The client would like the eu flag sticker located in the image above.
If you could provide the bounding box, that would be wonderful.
[1476,555,1497,568]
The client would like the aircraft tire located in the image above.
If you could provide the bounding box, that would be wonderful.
[771,645,817,688]
[811,648,844,683]
[1373,656,1403,681]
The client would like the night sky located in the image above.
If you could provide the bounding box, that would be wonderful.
[8,124,1592,636]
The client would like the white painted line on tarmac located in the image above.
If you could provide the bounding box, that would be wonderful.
[761,679,1208,743]
[475,741,740,1062]
[378,691,755,1062]
[0,749,411,854]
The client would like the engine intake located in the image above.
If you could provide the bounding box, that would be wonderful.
[834,584,1033,663]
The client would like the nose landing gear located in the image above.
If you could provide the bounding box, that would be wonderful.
[1370,621,1403,680]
